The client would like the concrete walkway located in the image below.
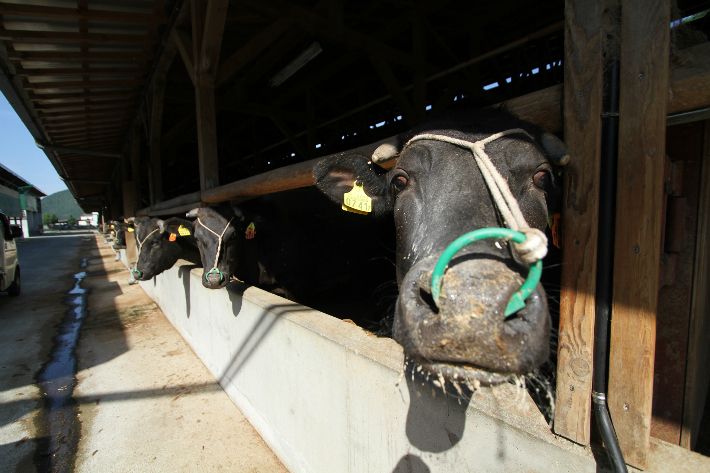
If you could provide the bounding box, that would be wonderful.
[0,233,287,472]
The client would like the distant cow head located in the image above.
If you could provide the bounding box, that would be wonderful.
[128,216,197,284]
[315,109,568,387]
[185,207,248,289]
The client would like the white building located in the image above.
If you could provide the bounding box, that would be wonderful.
[0,163,46,237]
[78,213,98,226]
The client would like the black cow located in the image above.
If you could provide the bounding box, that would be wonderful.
[127,216,202,285]
[183,189,396,321]
[313,108,569,388]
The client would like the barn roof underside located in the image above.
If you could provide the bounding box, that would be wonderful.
[0,0,709,213]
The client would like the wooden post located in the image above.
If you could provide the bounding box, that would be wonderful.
[192,0,229,192]
[130,126,141,206]
[680,120,710,450]
[149,80,165,204]
[607,0,671,468]
[554,0,605,445]
[122,181,138,263]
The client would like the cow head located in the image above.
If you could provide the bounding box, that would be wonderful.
[314,109,568,387]
[185,207,247,289]
[128,216,196,285]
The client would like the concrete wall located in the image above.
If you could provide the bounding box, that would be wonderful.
[129,258,598,473]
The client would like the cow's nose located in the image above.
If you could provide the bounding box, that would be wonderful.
[204,272,223,288]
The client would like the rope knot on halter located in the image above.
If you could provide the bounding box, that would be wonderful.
[195,217,234,283]
[405,129,548,316]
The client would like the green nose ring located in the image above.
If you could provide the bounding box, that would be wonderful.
[131,269,143,279]
[431,228,543,317]
[205,268,225,282]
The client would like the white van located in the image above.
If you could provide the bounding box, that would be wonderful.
[0,212,21,296]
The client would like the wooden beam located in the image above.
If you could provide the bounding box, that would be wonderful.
[608,0,672,468]
[680,119,710,450]
[16,67,147,77]
[215,17,293,87]
[149,80,166,204]
[0,28,147,43]
[7,51,153,61]
[369,55,417,127]
[0,2,168,24]
[43,120,132,133]
[270,116,311,159]
[41,111,133,124]
[192,0,228,192]
[38,105,135,119]
[36,99,137,111]
[221,102,310,123]
[199,0,230,78]
[554,0,606,445]
[28,90,141,102]
[240,0,438,74]
[23,79,143,90]
[172,28,197,86]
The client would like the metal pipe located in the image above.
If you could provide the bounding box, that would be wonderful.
[35,141,123,159]
[594,59,627,473]
[134,190,202,216]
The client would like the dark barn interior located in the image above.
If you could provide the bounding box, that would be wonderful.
[2,0,710,470]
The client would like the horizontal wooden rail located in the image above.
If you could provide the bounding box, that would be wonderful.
[132,52,710,217]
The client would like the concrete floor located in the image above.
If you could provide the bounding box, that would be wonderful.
[0,233,287,472]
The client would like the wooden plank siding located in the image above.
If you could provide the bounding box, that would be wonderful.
[607,0,672,468]
[553,0,605,446]
[680,120,710,450]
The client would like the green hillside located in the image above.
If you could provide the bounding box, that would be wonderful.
[42,189,86,220]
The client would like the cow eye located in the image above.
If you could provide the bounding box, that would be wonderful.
[533,171,550,190]
[392,172,409,193]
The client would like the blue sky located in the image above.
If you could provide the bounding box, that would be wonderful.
[0,94,67,196]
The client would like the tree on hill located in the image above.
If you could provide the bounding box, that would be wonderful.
[41,189,86,220]
[67,215,77,226]
[42,213,58,226]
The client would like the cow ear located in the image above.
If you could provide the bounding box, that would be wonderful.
[162,217,194,237]
[539,132,570,166]
[314,153,392,216]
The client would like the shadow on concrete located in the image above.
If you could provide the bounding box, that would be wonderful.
[178,264,199,319]
[403,365,470,454]
[392,454,432,473]
[220,283,313,383]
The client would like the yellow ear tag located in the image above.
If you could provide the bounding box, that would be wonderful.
[342,181,372,215]
[168,233,177,242]
[245,222,256,239]
[178,225,191,236]
[127,227,134,232]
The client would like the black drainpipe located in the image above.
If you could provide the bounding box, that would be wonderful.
[594,59,627,473]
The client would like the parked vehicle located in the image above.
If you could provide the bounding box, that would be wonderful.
[0,212,22,296]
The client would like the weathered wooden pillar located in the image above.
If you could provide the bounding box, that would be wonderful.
[554,0,606,446]
[608,0,671,468]
[149,80,165,204]
[192,0,229,191]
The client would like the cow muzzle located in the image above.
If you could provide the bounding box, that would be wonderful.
[203,269,228,289]
[393,257,550,386]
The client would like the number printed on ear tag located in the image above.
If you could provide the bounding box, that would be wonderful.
[169,233,177,242]
[178,225,191,236]
[342,181,372,215]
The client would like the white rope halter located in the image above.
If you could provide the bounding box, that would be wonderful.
[405,129,548,264]
[195,217,234,281]
[132,227,159,277]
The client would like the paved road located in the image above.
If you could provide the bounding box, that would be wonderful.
[0,233,287,472]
